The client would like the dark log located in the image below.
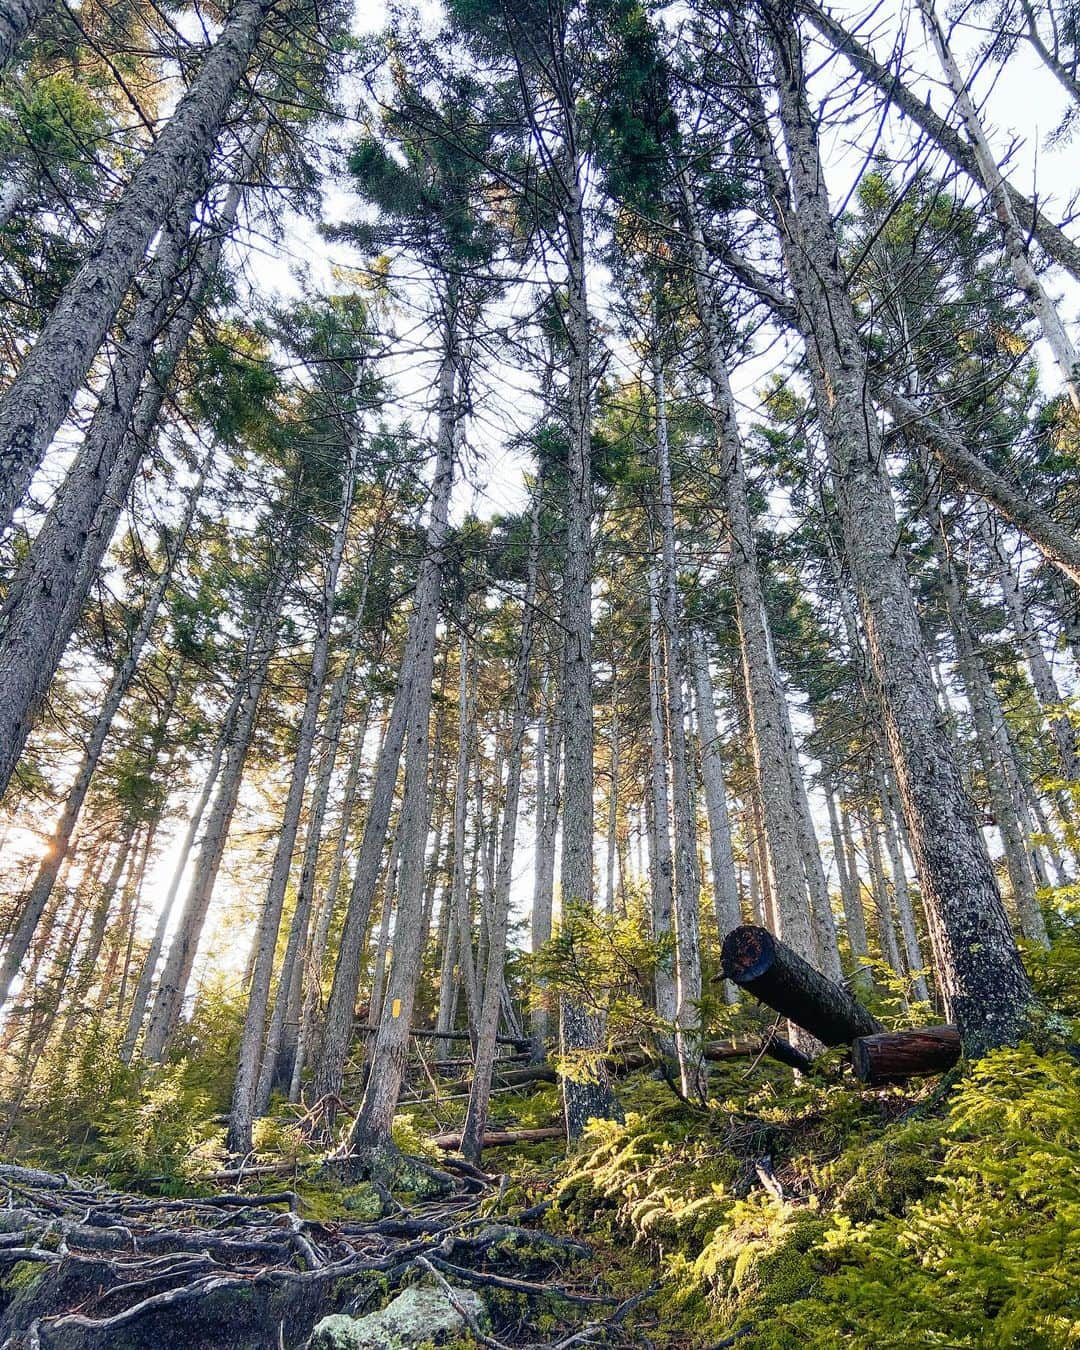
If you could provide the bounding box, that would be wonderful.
[758,1034,814,1075]
[720,925,883,1045]
[353,1024,530,1049]
[429,1126,565,1151]
[852,1024,961,1085]
[607,1037,814,1075]
[422,1063,558,1095]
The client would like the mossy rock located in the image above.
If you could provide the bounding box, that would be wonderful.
[322,1145,454,1202]
[308,1283,487,1348]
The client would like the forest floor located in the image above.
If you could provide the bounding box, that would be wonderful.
[1,932,1078,1348]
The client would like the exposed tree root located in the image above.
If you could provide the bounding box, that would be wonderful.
[0,1159,650,1348]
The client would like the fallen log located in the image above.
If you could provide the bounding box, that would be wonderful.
[353,1025,530,1050]
[852,1024,961,1085]
[720,925,883,1045]
[607,1037,814,1076]
[423,1038,814,1100]
[422,1063,559,1095]
[429,1126,565,1152]
[756,1034,815,1075]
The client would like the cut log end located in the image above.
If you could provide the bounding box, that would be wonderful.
[851,1025,961,1085]
[721,924,777,983]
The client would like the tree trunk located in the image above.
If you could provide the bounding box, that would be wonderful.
[347,320,462,1150]
[120,716,226,1063]
[982,513,1080,782]
[460,480,542,1162]
[852,1025,961,1085]
[368,832,402,1025]
[647,568,679,1044]
[228,444,357,1153]
[778,699,842,983]
[800,0,1080,283]
[604,695,619,918]
[529,678,560,1061]
[0,0,55,68]
[289,695,375,1101]
[0,117,268,799]
[676,169,818,1031]
[0,3,273,530]
[750,8,1032,1052]
[874,383,1080,586]
[141,557,286,1061]
[59,818,140,1045]
[690,628,742,1002]
[556,130,621,1140]
[260,555,375,1106]
[0,161,36,230]
[915,0,1080,407]
[436,639,479,1038]
[862,806,904,976]
[0,462,206,1009]
[876,760,932,1002]
[653,344,706,1097]
[826,788,871,987]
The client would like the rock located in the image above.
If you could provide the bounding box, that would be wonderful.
[308,1283,486,1349]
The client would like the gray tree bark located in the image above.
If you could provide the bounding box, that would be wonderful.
[289,694,374,1101]
[0,116,268,799]
[801,0,1080,282]
[915,0,1080,407]
[529,676,560,1060]
[228,443,357,1153]
[0,461,206,1010]
[436,639,479,1037]
[689,628,741,1003]
[653,346,705,1095]
[0,0,55,68]
[0,0,273,529]
[647,567,679,1042]
[141,554,287,1061]
[556,122,621,1139]
[825,787,871,987]
[120,709,228,1063]
[260,554,375,1106]
[346,327,461,1149]
[749,6,1031,1051]
[675,169,817,1012]
[982,513,1080,782]
[460,481,541,1161]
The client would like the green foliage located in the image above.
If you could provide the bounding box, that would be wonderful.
[7,1021,226,1189]
[773,1048,1080,1347]
[531,895,674,1062]
[551,1044,1080,1347]
[3,986,245,1190]
[89,1061,226,1189]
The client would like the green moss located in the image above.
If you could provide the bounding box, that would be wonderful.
[1,1260,46,1293]
[760,1047,1080,1347]
[543,1040,1080,1347]
[815,1116,944,1222]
